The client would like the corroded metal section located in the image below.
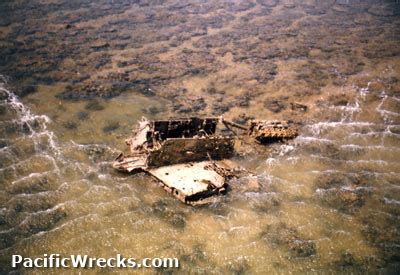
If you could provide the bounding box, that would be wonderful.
[147,137,235,167]
[113,116,298,204]
[112,117,236,203]
[248,120,298,143]
[113,153,147,172]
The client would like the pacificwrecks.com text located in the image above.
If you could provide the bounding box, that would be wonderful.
[12,254,179,269]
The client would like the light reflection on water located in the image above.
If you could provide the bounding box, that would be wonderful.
[1,69,399,274]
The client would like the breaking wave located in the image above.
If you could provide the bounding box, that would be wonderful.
[0,77,121,255]
[264,81,400,209]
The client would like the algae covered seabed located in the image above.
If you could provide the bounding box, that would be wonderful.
[0,0,400,273]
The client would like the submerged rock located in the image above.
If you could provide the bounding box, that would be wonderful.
[152,200,186,229]
[288,239,317,258]
[138,86,156,97]
[18,206,67,234]
[180,244,208,263]
[76,111,89,120]
[79,144,116,162]
[102,121,120,133]
[264,98,286,113]
[57,84,123,100]
[172,96,206,114]
[224,257,250,274]
[198,201,230,217]
[315,185,370,213]
[256,0,279,8]
[315,172,348,189]
[290,102,308,112]
[0,229,19,249]
[335,251,360,270]
[142,106,162,115]
[260,222,317,258]
[314,171,373,213]
[247,191,281,213]
[15,85,37,97]
[328,94,350,106]
[84,99,105,111]
[63,120,78,130]
[212,101,233,115]
[233,113,255,125]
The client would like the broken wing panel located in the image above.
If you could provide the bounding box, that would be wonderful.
[148,161,225,202]
[112,154,147,172]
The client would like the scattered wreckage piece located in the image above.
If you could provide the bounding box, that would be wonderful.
[148,161,229,205]
[114,117,235,171]
[247,120,298,143]
[221,118,298,143]
[114,153,146,173]
[113,117,298,204]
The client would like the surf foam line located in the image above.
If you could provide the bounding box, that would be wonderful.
[270,82,399,163]
[0,84,60,156]
[0,77,121,179]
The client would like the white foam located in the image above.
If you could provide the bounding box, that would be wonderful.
[295,136,335,144]
[383,198,400,205]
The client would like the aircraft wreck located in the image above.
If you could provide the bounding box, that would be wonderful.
[113,117,297,204]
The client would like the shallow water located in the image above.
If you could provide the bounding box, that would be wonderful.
[0,0,400,274]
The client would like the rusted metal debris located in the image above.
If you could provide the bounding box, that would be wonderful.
[248,120,298,143]
[113,117,297,204]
